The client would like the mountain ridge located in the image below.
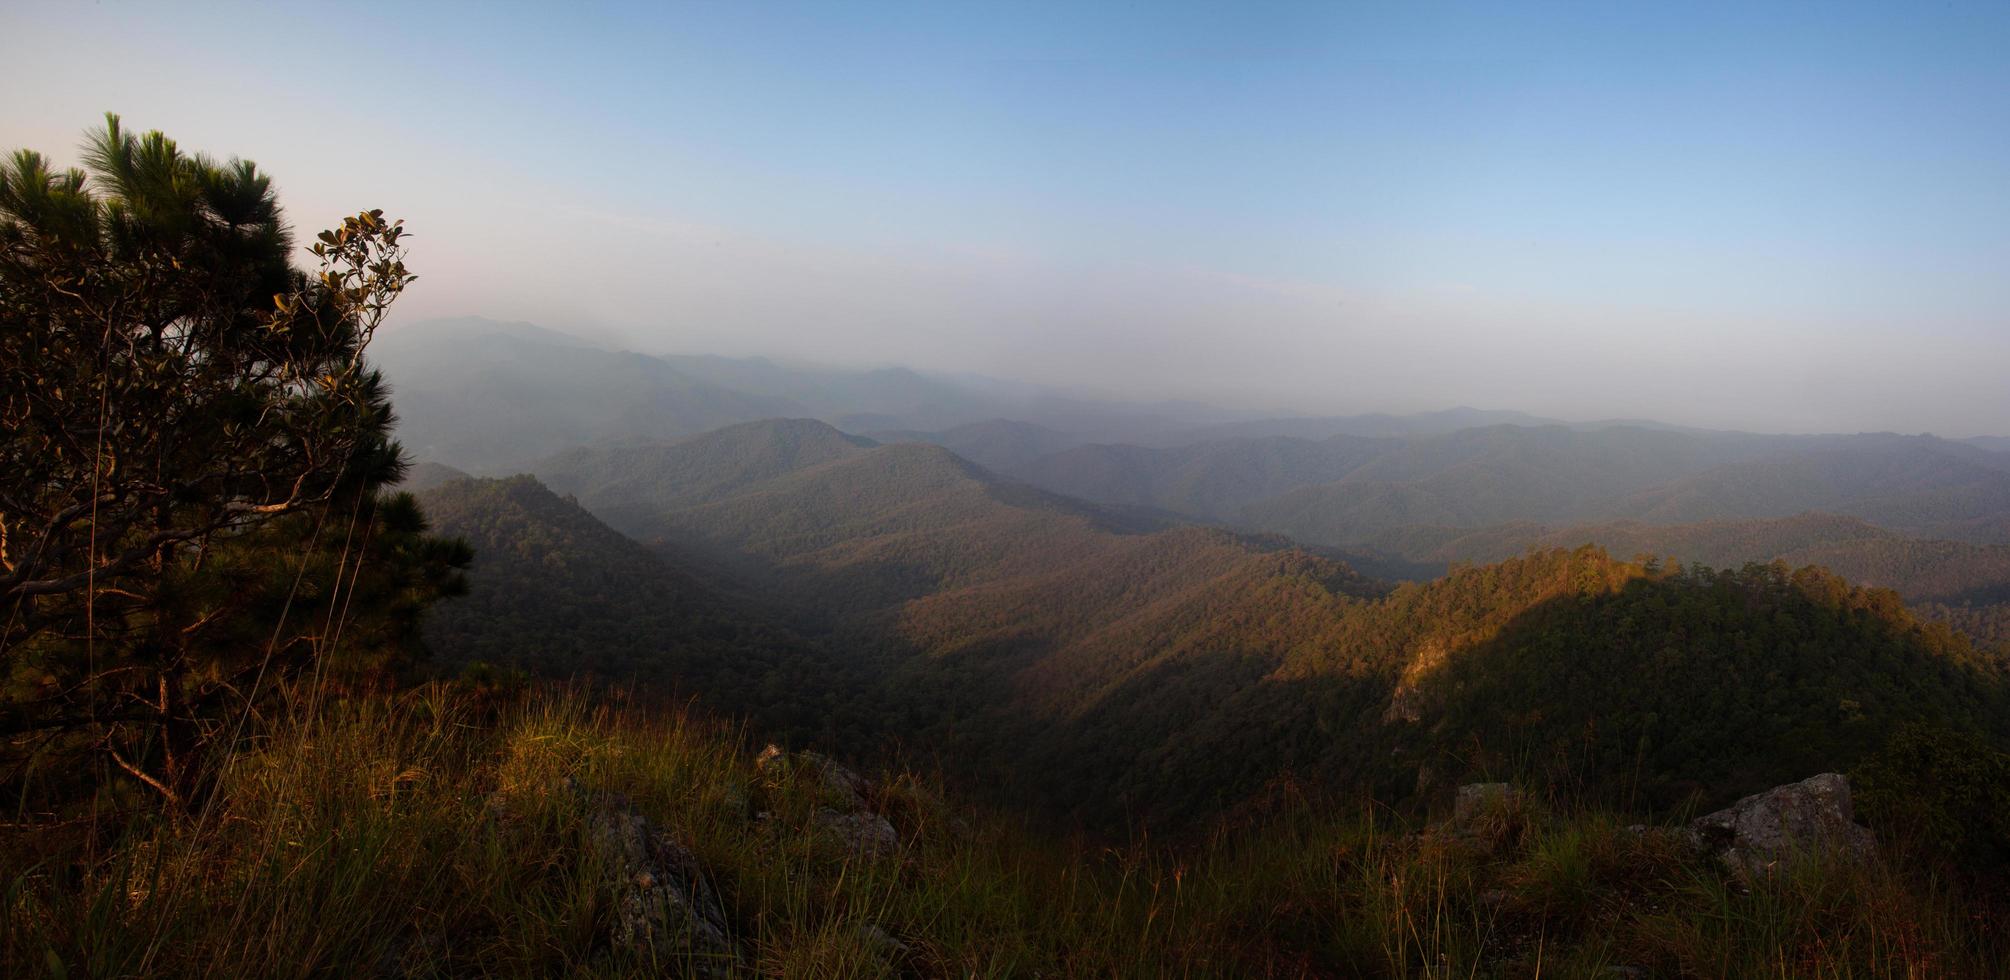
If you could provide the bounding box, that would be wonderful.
[492,416,2010,830]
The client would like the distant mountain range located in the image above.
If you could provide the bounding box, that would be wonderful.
[415,416,2010,829]
[378,319,2010,545]
[382,316,2010,666]
[1233,429,2010,547]
[1362,513,2010,604]
[380,316,1935,474]
[375,317,1253,470]
[865,422,2010,551]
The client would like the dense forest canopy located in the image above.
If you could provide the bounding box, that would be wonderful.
[411,413,2010,832]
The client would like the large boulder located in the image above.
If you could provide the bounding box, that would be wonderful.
[1690,773,1876,872]
[814,806,901,857]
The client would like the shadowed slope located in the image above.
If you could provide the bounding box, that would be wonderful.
[1032,549,2010,827]
[527,421,2010,832]
[413,474,857,736]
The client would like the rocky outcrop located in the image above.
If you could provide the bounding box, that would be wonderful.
[586,795,743,971]
[758,744,870,807]
[757,744,901,858]
[1453,783,1521,827]
[1429,782,1531,855]
[814,807,901,857]
[1438,774,1880,875]
[489,778,739,973]
[1689,773,1876,872]
[589,799,738,973]
[1382,639,1449,724]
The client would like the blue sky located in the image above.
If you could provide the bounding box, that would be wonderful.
[5,1,2009,433]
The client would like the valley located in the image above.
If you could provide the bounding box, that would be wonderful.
[13,41,2010,969]
[384,320,2010,835]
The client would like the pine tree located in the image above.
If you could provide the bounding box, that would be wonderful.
[0,115,467,804]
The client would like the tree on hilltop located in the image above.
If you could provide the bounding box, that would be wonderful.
[0,115,468,804]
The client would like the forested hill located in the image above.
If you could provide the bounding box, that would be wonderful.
[398,459,474,492]
[471,419,2010,831]
[1382,556,2009,804]
[531,421,1206,623]
[534,417,879,534]
[412,475,867,738]
[1003,547,2010,827]
[1339,513,2010,654]
[1364,513,2010,605]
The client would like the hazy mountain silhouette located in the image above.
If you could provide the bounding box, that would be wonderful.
[1362,512,2010,605]
[397,460,474,492]
[376,318,1253,470]
[373,318,803,470]
[1012,434,1393,520]
[865,419,1084,473]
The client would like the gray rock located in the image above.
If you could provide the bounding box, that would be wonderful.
[759,744,902,857]
[1452,783,1521,827]
[815,806,901,858]
[856,922,912,962]
[1690,773,1876,872]
[589,801,738,975]
[1426,783,1529,855]
[758,744,872,810]
[483,778,741,971]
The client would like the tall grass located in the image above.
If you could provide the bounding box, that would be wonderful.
[4,685,2000,977]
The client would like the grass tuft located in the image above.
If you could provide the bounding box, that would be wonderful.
[4,684,2001,977]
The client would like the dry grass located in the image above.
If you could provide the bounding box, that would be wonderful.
[4,685,2000,978]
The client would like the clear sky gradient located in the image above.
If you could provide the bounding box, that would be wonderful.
[6,1,2009,434]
